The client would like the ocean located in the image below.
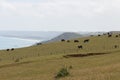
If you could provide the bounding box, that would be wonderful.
[0,36,42,50]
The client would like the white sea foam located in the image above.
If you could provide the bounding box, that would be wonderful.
[0,36,43,50]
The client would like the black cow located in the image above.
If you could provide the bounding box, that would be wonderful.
[107,32,112,35]
[6,49,10,51]
[61,39,65,42]
[11,48,14,51]
[36,43,42,45]
[114,45,119,48]
[74,40,79,43]
[116,35,119,37]
[84,39,89,43]
[98,34,101,36]
[108,35,112,37]
[78,45,83,49]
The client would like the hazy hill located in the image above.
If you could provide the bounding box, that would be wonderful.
[0,31,63,40]
[42,32,107,44]
[43,32,83,43]
[110,31,120,34]
[78,31,106,36]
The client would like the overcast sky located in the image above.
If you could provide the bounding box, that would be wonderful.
[0,0,120,32]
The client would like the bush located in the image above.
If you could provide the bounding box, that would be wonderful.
[15,58,20,62]
[69,65,73,69]
[55,67,69,79]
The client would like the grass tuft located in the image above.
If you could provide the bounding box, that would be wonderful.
[15,58,20,62]
[55,67,70,79]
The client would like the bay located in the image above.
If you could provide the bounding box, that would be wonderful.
[0,36,41,50]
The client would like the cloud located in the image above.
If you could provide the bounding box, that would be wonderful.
[1,0,120,17]
[0,0,107,17]
[1,0,120,31]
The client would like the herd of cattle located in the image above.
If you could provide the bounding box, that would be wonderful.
[6,32,120,51]
[6,48,14,51]
[61,39,90,49]
[61,32,120,50]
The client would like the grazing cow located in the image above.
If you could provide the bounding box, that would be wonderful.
[36,43,42,45]
[108,35,112,37]
[11,48,14,51]
[107,32,110,35]
[107,32,112,35]
[74,40,79,43]
[116,35,119,37]
[6,49,10,51]
[84,39,90,43]
[78,45,83,49]
[61,39,65,42]
[98,34,101,36]
[114,45,119,48]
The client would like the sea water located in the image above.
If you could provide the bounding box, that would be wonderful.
[0,36,41,50]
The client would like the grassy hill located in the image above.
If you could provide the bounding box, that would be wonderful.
[42,32,83,43]
[0,32,120,80]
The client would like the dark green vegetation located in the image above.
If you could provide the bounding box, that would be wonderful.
[55,67,70,79]
[0,32,120,80]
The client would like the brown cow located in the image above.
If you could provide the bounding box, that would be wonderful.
[78,45,83,49]
[108,35,112,37]
[6,49,10,51]
[36,43,42,45]
[61,39,65,42]
[11,48,14,51]
[84,39,90,43]
[74,40,79,43]
[98,34,101,36]
[114,45,119,48]
[116,35,119,37]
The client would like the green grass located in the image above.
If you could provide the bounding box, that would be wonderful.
[0,34,120,80]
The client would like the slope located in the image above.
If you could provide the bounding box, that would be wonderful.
[0,32,120,80]
[43,32,83,43]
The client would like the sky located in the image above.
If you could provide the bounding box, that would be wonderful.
[0,0,120,32]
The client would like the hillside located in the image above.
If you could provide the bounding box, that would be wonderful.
[43,32,83,43]
[0,32,120,80]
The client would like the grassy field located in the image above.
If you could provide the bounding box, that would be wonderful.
[0,33,120,80]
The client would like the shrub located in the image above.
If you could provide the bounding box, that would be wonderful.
[67,40,70,42]
[20,57,23,60]
[55,67,69,79]
[15,58,20,62]
[69,65,73,69]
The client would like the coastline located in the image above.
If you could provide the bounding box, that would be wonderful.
[0,36,42,42]
[0,36,43,50]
